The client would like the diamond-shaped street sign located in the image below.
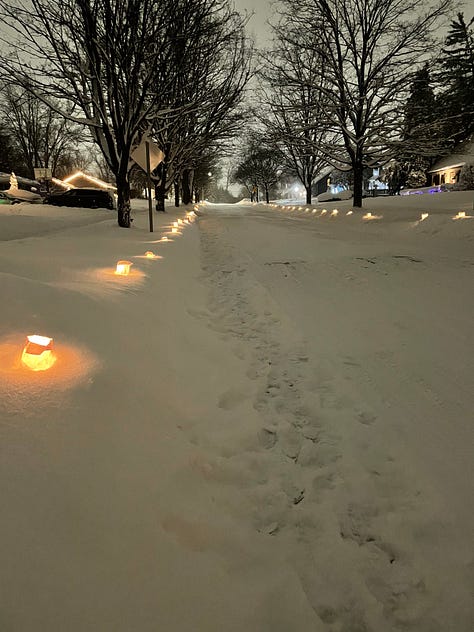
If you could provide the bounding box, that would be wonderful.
[131,138,164,173]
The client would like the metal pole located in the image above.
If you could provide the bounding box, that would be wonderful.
[145,141,153,232]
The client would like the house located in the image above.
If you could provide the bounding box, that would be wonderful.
[0,171,40,193]
[52,170,116,192]
[428,137,474,186]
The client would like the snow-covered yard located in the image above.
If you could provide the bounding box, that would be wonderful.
[0,192,473,631]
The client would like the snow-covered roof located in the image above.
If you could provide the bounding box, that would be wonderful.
[428,138,474,173]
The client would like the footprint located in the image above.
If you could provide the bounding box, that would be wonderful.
[357,411,377,426]
[217,387,247,410]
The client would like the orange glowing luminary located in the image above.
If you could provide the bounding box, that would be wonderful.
[145,251,155,258]
[363,212,372,219]
[171,227,178,234]
[454,211,467,219]
[173,221,179,227]
[162,236,169,241]
[346,210,353,215]
[21,335,56,371]
[321,209,327,215]
[420,213,429,221]
[177,219,183,225]
[331,209,338,216]
[115,260,133,275]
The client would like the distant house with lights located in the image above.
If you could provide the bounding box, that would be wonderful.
[52,171,116,192]
[0,171,41,192]
[427,137,474,186]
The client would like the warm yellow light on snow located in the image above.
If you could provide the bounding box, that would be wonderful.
[421,213,429,221]
[115,260,133,276]
[346,210,353,215]
[363,212,382,220]
[453,211,471,219]
[21,335,56,371]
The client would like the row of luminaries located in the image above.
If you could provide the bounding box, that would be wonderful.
[269,203,470,222]
[21,209,198,372]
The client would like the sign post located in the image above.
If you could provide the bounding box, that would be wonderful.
[131,137,164,233]
[145,141,153,233]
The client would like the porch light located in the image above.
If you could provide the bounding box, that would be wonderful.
[21,335,56,371]
[115,260,133,275]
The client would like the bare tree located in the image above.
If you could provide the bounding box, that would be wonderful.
[0,0,187,227]
[259,20,335,203]
[149,0,252,210]
[0,86,86,178]
[274,0,453,207]
[233,139,282,202]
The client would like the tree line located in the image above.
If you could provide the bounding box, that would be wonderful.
[233,1,474,206]
[0,0,252,226]
[0,1,472,219]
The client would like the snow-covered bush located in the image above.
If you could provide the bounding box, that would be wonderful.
[458,163,474,190]
[406,170,427,188]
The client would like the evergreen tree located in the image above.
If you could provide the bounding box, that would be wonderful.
[394,65,441,190]
[438,12,474,143]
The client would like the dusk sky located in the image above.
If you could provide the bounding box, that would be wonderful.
[233,0,273,45]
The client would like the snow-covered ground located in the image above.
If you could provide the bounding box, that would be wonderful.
[0,193,473,631]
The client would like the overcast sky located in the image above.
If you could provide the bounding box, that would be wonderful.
[233,0,474,45]
[233,0,273,45]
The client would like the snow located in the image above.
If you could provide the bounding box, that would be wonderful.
[0,193,473,631]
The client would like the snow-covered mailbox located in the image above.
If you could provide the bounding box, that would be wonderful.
[21,335,56,371]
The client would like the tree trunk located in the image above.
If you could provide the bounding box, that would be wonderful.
[182,169,193,205]
[174,180,180,207]
[155,163,167,212]
[305,185,312,204]
[116,174,132,228]
[265,184,269,203]
[352,157,364,208]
